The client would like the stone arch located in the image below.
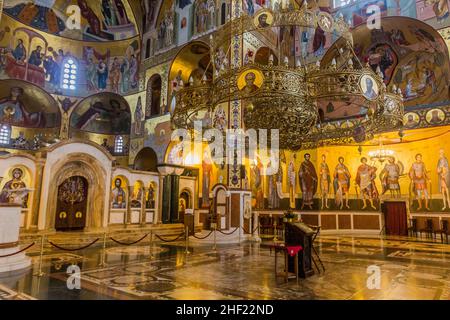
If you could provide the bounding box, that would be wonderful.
[38,140,113,231]
[134,147,158,171]
[44,154,108,231]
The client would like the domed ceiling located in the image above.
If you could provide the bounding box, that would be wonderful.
[322,16,450,114]
[3,0,138,41]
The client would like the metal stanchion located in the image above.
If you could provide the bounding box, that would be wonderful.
[238,222,241,246]
[273,220,278,241]
[184,225,191,255]
[98,232,107,268]
[33,234,45,277]
[213,224,217,251]
[149,230,154,260]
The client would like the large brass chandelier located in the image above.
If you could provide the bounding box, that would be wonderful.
[171,5,404,150]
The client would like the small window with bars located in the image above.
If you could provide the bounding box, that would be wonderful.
[114,136,124,154]
[0,124,11,145]
[62,57,78,90]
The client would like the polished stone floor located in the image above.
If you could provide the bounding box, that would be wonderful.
[0,235,449,300]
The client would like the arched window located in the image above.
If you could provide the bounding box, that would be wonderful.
[61,57,78,90]
[145,39,151,59]
[114,136,124,154]
[221,2,227,25]
[146,75,162,119]
[0,124,11,145]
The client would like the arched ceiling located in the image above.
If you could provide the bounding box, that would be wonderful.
[0,79,61,128]
[70,92,131,135]
[169,41,212,84]
[3,0,139,42]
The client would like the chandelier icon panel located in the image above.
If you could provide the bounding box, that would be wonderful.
[171,6,405,151]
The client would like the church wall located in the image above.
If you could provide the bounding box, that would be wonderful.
[254,126,450,212]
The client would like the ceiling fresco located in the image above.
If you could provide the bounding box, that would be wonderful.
[3,0,138,41]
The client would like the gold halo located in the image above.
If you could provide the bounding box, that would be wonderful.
[254,9,274,29]
[237,69,264,91]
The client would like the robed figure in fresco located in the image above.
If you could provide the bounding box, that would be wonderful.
[437,149,450,210]
[298,153,318,210]
[202,152,213,208]
[288,156,296,209]
[356,157,379,210]
[252,158,264,209]
[334,157,351,210]
[319,155,331,209]
[0,168,28,208]
[111,178,126,209]
[268,163,282,209]
[409,154,431,211]
[380,157,402,198]
[0,87,45,128]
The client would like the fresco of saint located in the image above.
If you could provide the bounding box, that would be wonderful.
[111,178,126,209]
[299,154,318,210]
[380,157,402,198]
[334,157,351,210]
[0,168,28,208]
[409,154,431,211]
[437,149,450,210]
[356,157,379,210]
[319,155,331,209]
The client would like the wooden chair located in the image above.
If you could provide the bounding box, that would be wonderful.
[419,219,436,239]
[436,220,449,244]
[407,218,418,238]
[275,216,284,239]
[260,216,274,237]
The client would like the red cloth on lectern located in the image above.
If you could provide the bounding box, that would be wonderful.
[286,246,303,257]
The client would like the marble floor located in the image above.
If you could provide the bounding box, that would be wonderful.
[0,235,449,300]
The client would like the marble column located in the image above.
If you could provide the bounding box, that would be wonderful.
[156,175,165,225]
[30,157,45,229]
[253,211,261,242]
[126,186,132,225]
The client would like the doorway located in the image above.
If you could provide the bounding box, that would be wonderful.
[55,176,88,231]
[382,201,408,236]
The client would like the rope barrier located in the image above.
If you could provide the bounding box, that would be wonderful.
[0,243,35,258]
[154,232,185,243]
[241,225,260,235]
[192,230,214,240]
[48,238,100,252]
[110,234,149,246]
[217,228,239,236]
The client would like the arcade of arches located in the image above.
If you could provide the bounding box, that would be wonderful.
[0,0,449,301]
